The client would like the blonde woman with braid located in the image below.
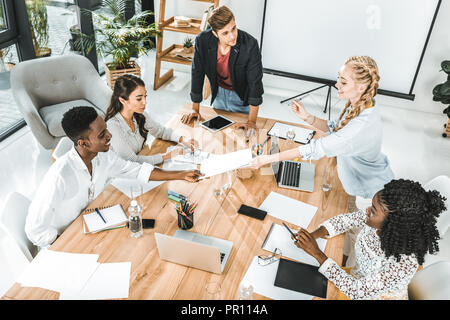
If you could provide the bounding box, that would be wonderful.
[250,56,394,264]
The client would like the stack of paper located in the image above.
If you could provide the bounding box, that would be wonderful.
[18,249,131,300]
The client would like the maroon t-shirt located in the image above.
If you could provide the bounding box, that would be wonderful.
[216,46,233,90]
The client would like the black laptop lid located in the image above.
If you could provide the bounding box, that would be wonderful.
[274,258,328,298]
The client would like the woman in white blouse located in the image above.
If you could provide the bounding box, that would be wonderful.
[105,74,197,164]
[292,179,446,300]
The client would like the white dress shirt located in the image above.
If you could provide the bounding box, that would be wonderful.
[107,112,182,165]
[25,146,154,248]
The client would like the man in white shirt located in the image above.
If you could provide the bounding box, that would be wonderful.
[25,106,203,248]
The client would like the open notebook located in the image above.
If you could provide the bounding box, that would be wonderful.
[82,204,128,234]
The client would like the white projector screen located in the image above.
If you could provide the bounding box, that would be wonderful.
[260,0,441,100]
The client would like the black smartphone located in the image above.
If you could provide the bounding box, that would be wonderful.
[237,204,267,220]
[142,219,155,229]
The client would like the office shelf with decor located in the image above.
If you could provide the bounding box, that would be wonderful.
[153,0,219,93]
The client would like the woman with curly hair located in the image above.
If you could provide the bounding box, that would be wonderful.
[292,179,446,300]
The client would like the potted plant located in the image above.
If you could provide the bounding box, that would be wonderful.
[76,0,158,88]
[432,60,450,137]
[182,37,194,54]
[26,0,51,57]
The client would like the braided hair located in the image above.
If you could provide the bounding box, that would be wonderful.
[104,74,149,144]
[328,56,380,169]
[378,179,446,265]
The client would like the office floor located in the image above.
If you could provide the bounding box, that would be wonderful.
[1,52,450,296]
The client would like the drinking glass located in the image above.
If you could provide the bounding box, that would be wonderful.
[222,170,234,198]
[205,282,222,300]
[286,127,296,146]
[321,166,334,192]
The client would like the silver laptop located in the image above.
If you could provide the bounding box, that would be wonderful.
[154,230,233,274]
[270,137,315,192]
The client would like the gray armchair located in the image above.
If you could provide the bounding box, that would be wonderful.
[11,54,112,149]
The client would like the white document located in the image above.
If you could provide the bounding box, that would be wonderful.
[59,262,131,300]
[268,121,314,144]
[163,160,198,171]
[262,223,327,267]
[259,192,318,228]
[200,148,252,178]
[171,151,210,165]
[82,204,129,233]
[18,249,100,295]
[241,256,313,300]
[110,178,165,199]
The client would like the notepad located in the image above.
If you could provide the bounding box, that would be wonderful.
[82,204,128,234]
[268,121,315,144]
[262,223,327,267]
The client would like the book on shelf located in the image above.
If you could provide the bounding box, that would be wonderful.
[200,5,215,31]
[82,204,129,234]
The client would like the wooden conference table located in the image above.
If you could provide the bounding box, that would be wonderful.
[3,104,348,300]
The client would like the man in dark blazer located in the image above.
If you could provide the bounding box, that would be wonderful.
[181,6,264,133]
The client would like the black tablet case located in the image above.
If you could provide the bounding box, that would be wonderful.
[274,258,328,298]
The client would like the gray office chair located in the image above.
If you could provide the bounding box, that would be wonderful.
[408,261,450,300]
[10,54,112,149]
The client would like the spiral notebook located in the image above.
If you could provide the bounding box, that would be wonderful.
[82,204,128,234]
[267,122,315,144]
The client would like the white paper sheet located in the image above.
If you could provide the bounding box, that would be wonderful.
[241,256,313,300]
[259,192,318,228]
[110,178,165,199]
[262,223,327,267]
[163,160,198,171]
[59,262,131,300]
[200,148,252,178]
[18,249,100,295]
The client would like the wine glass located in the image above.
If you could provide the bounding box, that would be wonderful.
[205,282,222,300]
[222,170,234,198]
[286,127,296,146]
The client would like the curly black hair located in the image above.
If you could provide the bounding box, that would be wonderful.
[61,106,98,145]
[378,179,446,265]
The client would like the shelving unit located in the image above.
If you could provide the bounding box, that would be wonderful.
[153,0,219,93]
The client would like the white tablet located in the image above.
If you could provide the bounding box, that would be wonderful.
[200,115,235,132]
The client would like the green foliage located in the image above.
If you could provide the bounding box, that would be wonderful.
[26,0,50,53]
[76,0,158,70]
[183,37,194,48]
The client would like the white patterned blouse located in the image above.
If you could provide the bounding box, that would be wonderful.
[318,210,419,300]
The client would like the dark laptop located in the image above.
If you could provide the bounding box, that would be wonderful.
[270,137,315,192]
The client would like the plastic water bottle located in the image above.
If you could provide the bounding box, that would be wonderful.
[128,200,143,238]
[238,281,254,300]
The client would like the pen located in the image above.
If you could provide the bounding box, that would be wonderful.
[95,208,107,224]
[282,222,297,240]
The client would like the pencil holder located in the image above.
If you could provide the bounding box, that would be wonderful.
[177,210,194,230]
